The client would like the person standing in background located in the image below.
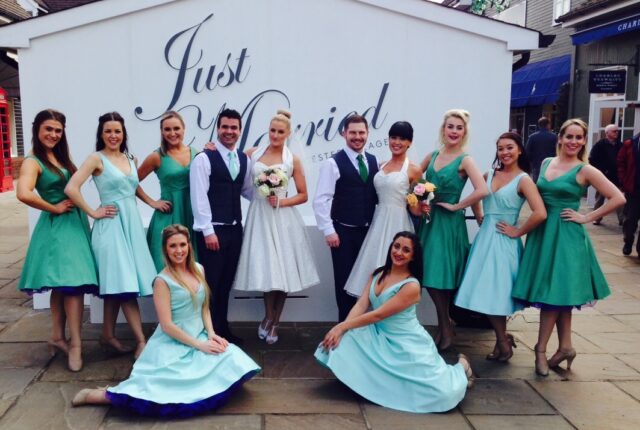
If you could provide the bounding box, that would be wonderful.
[618,132,640,256]
[525,117,557,183]
[589,124,622,225]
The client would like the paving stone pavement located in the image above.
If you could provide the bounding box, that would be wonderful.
[1,186,639,429]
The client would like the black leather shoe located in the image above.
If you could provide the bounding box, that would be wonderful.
[623,243,632,256]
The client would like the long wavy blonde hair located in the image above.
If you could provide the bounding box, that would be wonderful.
[161,224,210,309]
[557,118,589,162]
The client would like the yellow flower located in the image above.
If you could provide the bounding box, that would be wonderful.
[406,193,419,207]
[424,182,436,193]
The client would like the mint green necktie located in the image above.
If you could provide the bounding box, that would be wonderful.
[228,152,239,180]
[357,154,368,182]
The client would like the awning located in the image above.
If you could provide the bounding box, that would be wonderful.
[511,55,571,108]
[571,14,640,45]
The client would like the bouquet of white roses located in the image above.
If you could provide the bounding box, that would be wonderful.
[255,167,288,197]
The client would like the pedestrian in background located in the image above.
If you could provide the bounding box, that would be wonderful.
[525,117,557,183]
[589,124,622,225]
[618,132,640,256]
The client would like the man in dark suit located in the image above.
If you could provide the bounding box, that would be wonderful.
[190,109,253,343]
[313,115,378,321]
[589,124,622,225]
[525,117,557,182]
[618,132,640,256]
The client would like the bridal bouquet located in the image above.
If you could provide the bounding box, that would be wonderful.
[255,167,288,197]
[406,179,436,222]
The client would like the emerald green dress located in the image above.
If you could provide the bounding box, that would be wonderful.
[146,147,197,270]
[419,150,469,290]
[18,156,98,295]
[512,159,610,307]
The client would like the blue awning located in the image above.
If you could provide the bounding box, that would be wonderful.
[511,55,571,108]
[571,14,640,45]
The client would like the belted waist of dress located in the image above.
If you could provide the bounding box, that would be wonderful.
[545,202,580,211]
[100,195,136,205]
[333,220,370,228]
[484,211,520,216]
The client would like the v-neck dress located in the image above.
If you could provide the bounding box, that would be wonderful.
[315,274,468,413]
[106,270,260,417]
[419,150,469,290]
[91,153,155,297]
[18,156,98,295]
[455,170,526,315]
[512,159,610,307]
[146,147,198,271]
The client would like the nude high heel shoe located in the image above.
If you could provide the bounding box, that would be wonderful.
[67,345,83,372]
[47,339,69,357]
[548,348,576,370]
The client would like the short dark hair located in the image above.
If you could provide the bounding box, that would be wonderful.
[343,114,368,131]
[217,108,242,129]
[538,117,550,128]
[388,121,413,141]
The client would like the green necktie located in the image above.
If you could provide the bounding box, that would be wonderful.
[228,151,239,180]
[357,154,368,182]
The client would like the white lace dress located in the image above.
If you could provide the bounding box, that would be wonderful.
[344,157,415,297]
[232,146,320,293]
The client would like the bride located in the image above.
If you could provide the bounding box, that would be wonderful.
[232,110,320,343]
[343,121,422,297]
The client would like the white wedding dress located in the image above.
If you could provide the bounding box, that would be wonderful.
[233,145,320,293]
[344,157,415,297]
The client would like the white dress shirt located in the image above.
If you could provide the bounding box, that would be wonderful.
[312,147,377,237]
[190,143,254,237]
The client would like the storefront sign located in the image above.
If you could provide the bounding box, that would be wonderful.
[589,70,626,94]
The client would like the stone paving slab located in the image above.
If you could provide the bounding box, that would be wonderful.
[604,272,640,286]
[0,368,40,399]
[461,351,565,381]
[41,342,134,382]
[265,414,366,430]
[0,299,32,323]
[362,404,471,430]
[614,381,640,402]
[570,314,637,334]
[103,410,262,429]
[459,379,555,415]
[594,294,640,315]
[616,354,640,373]
[614,315,640,331]
[0,281,24,299]
[583,332,640,354]
[261,351,335,379]
[530,381,640,430]
[219,379,360,414]
[0,381,109,430]
[549,353,640,381]
[0,342,51,368]
[466,415,575,430]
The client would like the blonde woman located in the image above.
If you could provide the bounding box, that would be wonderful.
[232,110,320,344]
[418,109,488,351]
[512,119,625,376]
[72,224,260,416]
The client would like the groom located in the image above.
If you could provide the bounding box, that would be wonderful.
[190,108,253,344]
[313,114,378,321]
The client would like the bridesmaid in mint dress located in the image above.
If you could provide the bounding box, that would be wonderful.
[17,109,98,372]
[137,111,197,271]
[511,119,625,376]
[455,132,546,362]
[316,231,472,413]
[418,109,488,350]
[72,224,260,416]
[66,112,156,360]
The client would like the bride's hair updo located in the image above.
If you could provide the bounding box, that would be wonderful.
[271,109,292,132]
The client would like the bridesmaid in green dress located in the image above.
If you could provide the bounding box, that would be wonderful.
[512,119,625,376]
[16,109,98,372]
[418,109,488,351]
[136,111,197,271]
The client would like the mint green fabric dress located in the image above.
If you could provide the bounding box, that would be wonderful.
[512,160,610,306]
[419,151,469,290]
[146,147,197,271]
[18,156,98,295]
[315,275,468,413]
[92,153,155,297]
[106,271,260,416]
